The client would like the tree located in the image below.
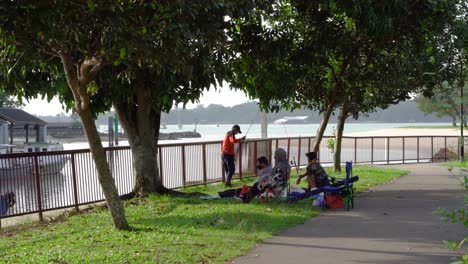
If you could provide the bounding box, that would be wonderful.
[0,1,148,229]
[88,1,258,195]
[0,0,259,212]
[416,88,467,127]
[228,0,458,171]
[418,1,468,129]
[0,93,22,108]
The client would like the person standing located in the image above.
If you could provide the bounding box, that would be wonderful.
[221,124,245,187]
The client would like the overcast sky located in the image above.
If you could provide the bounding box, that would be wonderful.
[22,86,252,116]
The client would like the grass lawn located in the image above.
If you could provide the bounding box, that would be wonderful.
[445,161,468,168]
[0,166,408,263]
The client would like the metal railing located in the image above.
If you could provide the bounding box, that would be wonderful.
[0,135,460,224]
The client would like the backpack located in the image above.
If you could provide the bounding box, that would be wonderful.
[326,194,344,209]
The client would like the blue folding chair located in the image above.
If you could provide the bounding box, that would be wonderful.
[322,161,355,210]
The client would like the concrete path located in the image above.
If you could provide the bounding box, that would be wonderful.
[234,164,467,264]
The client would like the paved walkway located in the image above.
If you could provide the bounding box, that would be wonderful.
[234,163,466,264]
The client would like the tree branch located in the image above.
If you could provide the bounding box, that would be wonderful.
[58,49,78,92]
[78,57,104,86]
[58,49,89,112]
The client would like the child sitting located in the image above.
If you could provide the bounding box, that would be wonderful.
[296,152,329,190]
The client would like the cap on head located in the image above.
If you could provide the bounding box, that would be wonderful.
[232,124,242,134]
[306,152,317,160]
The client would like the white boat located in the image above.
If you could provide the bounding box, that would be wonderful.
[0,143,70,180]
[273,116,309,125]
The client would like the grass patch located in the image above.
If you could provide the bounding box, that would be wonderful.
[445,161,468,168]
[0,166,407,263]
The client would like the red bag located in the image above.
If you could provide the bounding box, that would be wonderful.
[326,194,344,209]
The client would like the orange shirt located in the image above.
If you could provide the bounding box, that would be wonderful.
[222,131,241,155]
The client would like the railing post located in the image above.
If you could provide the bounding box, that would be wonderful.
[202,144,207,185]
[287,138,291,162]
[308,137,311,153]
[159,146,164,186]
[371,137,374,165]
[269,139,273,165]
[386,137,390,165]
[254,141,258,175]
[239,142,243,179]
[71,153,79,213]
[417,137,420,163]
[275,139,278,151]
[402,137,405,164]
[354,137,357,163]
[221,143,225,182]
[431,136,434,162]
[181,145,186,187]
[297,137,301,167]
[445,136,447,162]
[33,155,43,221]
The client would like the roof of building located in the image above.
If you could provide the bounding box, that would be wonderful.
[273,116,309,124]
[0,108,47,126]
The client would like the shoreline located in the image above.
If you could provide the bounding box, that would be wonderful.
[346,127,460,137]
[47,127,463,146]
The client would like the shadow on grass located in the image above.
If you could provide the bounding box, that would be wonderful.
[126,195,318,235]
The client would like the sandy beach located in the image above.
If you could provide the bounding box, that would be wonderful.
[346,127,460,137]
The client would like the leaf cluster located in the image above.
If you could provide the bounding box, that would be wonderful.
[227,0,459,115]
[0,1,258,115]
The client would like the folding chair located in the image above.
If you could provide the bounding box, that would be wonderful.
[322,161,355,210]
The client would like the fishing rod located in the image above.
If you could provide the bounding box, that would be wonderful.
[243,110,260,138]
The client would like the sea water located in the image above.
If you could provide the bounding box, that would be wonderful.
[159,122,449,141]
[71,122,450,149]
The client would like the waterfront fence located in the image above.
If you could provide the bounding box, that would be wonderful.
[0,135,460,224]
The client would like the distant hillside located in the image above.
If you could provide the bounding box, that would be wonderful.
[35,100,450,126]
[159,100,452,125]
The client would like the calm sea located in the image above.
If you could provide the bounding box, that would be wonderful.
[78,122,450,150]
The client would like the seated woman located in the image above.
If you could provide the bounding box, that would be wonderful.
[267,148,291,196]
[296,152,329,190]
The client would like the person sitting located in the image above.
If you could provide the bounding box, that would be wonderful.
[242,148,290,202]
[217,156,272,199]
[296,152,329,190]
[267,148,291,196]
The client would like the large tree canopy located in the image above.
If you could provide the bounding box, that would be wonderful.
[0,0,258,229]
[417,1,468,128]
[228,0,458,170]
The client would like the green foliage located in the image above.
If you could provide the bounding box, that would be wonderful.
[228,0,458,115]
[0,1,257,115]
[417,1,467,129]
[326,127,336,153]
[0,92,23,108]
[440,165,468,263]
[0,194,318,263]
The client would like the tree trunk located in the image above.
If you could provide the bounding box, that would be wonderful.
[79,106,129,229]
[333,101,348,172]
[58,51,128,230]
[451,115,457,127]
[115,85,166,195]
[312,101,335,152]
